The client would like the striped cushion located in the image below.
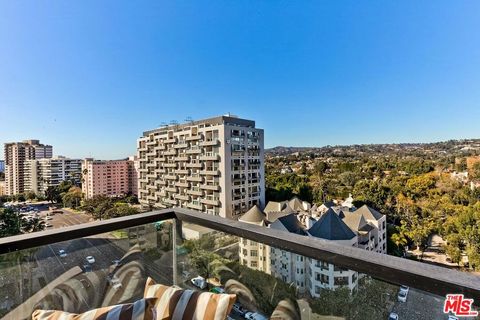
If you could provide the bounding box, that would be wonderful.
[143,277,236,320]
[31,298,158,320]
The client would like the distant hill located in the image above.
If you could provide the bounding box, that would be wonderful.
[266,139,480,157]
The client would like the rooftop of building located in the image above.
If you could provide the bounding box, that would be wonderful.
[142,114,257,136]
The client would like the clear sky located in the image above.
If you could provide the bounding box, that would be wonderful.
[1,1,479,160]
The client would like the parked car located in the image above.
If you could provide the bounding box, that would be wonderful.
[45,216,53,220]
[86,256,95,264]
[82,264,92,273]
[107,275,122,289]
[44,223,52,228]
[58,249,67,258]
[388,312,399,320]
[244,312,268,320]
[190,276,207,289]
[399,285,409,294]
[182,270,191,279]
[232,303,247,316]
[397,290,407,302]
[111,259,122,267]
[447,316,459,320]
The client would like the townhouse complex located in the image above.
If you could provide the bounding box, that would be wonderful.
[24,156,82,195]
[137,115,265,219]
[81,157,138,199]
[238,196,387,297]
[4,140,53,195]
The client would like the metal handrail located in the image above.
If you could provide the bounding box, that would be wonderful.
[0,208,478,301]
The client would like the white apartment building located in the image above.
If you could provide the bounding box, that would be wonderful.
[238,206,271,273]
[24,156,82,195]
[238,197,386,297]
[137,115,265,219]
[4,140,53,195]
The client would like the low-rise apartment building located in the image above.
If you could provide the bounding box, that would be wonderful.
[238,196,386,297]
[137,115,265,219]
[24,156,82,195]
[81,158,138,198]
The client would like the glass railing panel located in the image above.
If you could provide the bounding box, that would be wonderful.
[175,222,478,320]
[0,219,174,320]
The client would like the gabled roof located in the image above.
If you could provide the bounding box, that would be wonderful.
[289,197,305,211]
[276,214,307,235]
[281,204,296,214]
[264,200,289,213]
[308,208,356,241]
[342,212,368,232]
[239,205,266,226]
[266,210,291,223]
[355,205,383,221]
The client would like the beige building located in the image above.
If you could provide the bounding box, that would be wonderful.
[137,115,265,219]
[24,156,82,195]
[0,181,5,196]
[81,158,138,198]
[238,206,271,273]
[4,140,53,195]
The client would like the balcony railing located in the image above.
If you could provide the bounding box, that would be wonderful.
[0,208,478,319]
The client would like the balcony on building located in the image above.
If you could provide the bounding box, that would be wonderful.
[0,208,478,320]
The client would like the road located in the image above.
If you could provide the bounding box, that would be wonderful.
[1,203,175,317]
[391,288,477,320]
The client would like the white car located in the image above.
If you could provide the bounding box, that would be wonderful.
[244,312,268,320]
[58,249,67,258]
[388,312,399,320]
[399,285,409,294]
[86,256,95,264]
[190,276,207,289]
[108,276,122,289]
[447,316,459,320]
[397,289,407,302]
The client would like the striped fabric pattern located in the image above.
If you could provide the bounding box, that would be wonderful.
[143,277,237,320]
[32,298,158,320]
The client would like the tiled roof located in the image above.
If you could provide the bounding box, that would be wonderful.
[308,208,356,240]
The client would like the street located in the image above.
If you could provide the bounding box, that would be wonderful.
[391,288,477,320]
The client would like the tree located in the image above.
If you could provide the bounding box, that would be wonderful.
[470,162,480,180]
[45,186,61,203]
[104,202,139,218]
[62,187,83,209]
[0,208,45,237]
[25,191,36,201]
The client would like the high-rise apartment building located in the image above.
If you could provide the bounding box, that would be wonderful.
[4,140,53,195]
[137,115,265,219]
[82,158,138,198]
[24,156,82,195]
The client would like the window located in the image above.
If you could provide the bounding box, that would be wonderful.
[250,250,258,257]
[242,249,247,256]
[334,276,349,286]
[250,261,257,268]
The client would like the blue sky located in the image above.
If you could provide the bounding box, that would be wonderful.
[1,1,479,159]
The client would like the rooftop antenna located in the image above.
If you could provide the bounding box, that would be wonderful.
[184,116,194,124]
[170,120,179,130]
[160,122,168,127]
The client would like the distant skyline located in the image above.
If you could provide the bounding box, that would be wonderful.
[1,1,480,160]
